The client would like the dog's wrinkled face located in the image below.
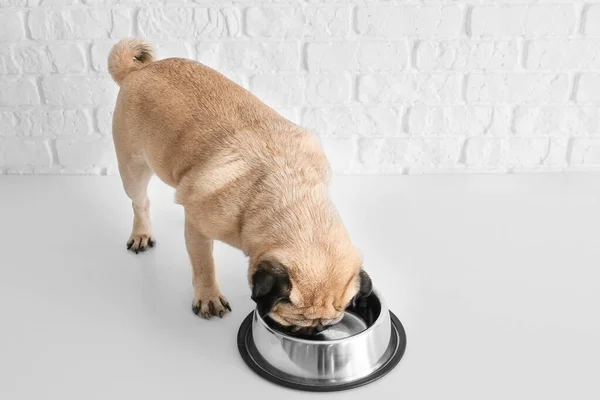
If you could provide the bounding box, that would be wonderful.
[250,259,372,335]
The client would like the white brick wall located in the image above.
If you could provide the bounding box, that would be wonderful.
[1,1,600,175]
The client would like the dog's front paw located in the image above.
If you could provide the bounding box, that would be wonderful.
[192,294,232,319]
[126,234,155,254]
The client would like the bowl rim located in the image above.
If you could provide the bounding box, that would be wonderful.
[253,288,389,345]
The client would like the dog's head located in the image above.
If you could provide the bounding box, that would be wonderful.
[249,250,372,335]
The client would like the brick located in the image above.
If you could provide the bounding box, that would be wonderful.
[111,8,132,39]
[246,7,304,38]
[42,77,118,106]
[306,43,402,73]
[197,42,300,73]
[245,6,350,38]
[48,44,86,72]
[305,73,352,104]
[40,0,80,5]
[303,106,403,136]
[407,106,510,136]
[82,0,142,4]
[319,137,354,173]
[356,6,462,38]
[358,74,461,104]
[0,0,28,6]
[415,40,518,71]
[0,77,39,106]
[465,138,506,167]
[404,138,463,167]
[584,5,600,36]
[464,0,536,1]
[514,107,600,136]
[357,42,409,73]
[576,74,600,103]
[96,107,114,136]
[0,109,91,137]
[526,40,600,70]
[356,137,409,171]
[0,44,18,74]
[56,138,116,167]
[14,44,85,74]
[471,6,575,37]
[250,75,304,107]
[571,139,600,165]
[0,11,25,42]
[52,109,91,136]
[90,42,112,72]
[14,46,53,73]
[357,138,384,170]
[138,7,240,39]
[507,138,568,167]
[29,9,131,40]
[471,7,523,37]
[2,138,52,167]
[306,43,359,72]
[379,138,410,170]
[305,6,350,38]
[466,74,569,104]
[0,112,14,136]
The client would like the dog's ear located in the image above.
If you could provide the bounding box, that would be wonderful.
[251,261,292,317]
[358,269,373,298]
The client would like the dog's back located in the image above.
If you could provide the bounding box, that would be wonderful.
[113,53,299,185]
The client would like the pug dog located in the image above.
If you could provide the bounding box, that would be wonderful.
[108,38,372,333]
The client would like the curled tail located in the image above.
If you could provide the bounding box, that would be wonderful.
[108,38,155,85]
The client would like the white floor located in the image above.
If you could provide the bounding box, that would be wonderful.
[1,175,599,400]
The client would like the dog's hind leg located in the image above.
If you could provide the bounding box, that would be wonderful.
[112,99,155,254]
[114,154,154,254]
[119,156,155,254]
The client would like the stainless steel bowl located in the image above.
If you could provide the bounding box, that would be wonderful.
[237,289,406,391]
